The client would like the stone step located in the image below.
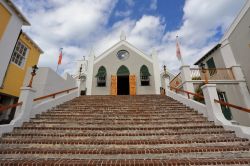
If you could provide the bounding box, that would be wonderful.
[5,132,235,139]
[29,119,209,124]
[14,125,223,131]
[0,146,249,158]
[40,112,200,116]
[0,158,250,165]
[1,137,247,146]
[1,141,248,150]
[34,116,205,120]
[35,114,203,119]
[22,122,215,128]
[49,109,194,113]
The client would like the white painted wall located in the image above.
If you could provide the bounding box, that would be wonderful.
[0,1,24,87]
[23,67,76,98]
[92,44,155,95]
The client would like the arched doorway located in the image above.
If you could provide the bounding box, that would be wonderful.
[117,65,130,95]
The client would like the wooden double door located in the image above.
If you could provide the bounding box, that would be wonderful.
[111,75,136,95]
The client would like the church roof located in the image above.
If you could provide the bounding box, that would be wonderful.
[94,40,154,64]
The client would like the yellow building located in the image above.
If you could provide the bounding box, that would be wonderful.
[0,32,43,98]
[0,0,43,123]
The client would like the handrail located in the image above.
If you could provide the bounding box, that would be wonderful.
[169,86,204,99]
[214,99,250,113]
[33,87,78,102]
[190,67,233,70]
[0,102,23,112]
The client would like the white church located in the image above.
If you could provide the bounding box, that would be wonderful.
[75,32,173,96]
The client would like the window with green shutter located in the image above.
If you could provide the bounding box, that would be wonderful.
[206,58,217,76]
[96,66,106,87]
[140,65,151,86]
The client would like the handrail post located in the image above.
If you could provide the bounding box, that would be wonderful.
[201,84,231,125]
[180,65,195,97]
[14,87,36,123]
[76,79,82,97]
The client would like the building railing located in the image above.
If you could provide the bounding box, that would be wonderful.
[169,86,250,114]
[0,87,78,113]
[33,87,78,102]
[170,68,235,89]
[191,68,235,81]
[0,102,23,112]
[169,72,182,89]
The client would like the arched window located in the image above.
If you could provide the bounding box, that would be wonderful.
[96,66,106,87]
[140,65,151,86]
[117,65,130,76]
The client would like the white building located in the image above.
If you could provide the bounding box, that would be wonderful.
[194,0,250,126]
[85,34,161,96]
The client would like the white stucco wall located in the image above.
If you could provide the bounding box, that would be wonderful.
[23,67,76,98]
[228,8,250,89]
[0,1,24,87]
[216,84,250,126]
[91,44,156,95]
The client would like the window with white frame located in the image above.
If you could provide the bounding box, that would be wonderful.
[11,41,28,67]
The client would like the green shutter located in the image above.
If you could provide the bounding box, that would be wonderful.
[206,58,216,69]
[96,66,106,77]
[140,65,151,76]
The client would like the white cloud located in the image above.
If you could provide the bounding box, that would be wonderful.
[115,10,132,17]
[13,0,246,75]
[14,0,117,74]
[125,0,135,7]
[150,0,157,10]
[161,0,246,72]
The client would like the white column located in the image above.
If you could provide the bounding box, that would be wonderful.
[201,84,231,125]
[180,65,194,93]
[76,79,82,97]
[14,87,36,123]
[220,40,237,68]
[86,50,94,95]
[231,65,250,109]
[163,75,170,96]
[152,49,161,94]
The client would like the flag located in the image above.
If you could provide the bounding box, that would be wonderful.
[57,48,63,65]
[176,36,182,61]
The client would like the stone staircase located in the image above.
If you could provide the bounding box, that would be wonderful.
[0,95,250,165]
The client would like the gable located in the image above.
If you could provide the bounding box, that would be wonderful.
[94,40,153,64]
[220,0,250,42]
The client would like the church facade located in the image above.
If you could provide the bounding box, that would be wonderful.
[85,34,161,95]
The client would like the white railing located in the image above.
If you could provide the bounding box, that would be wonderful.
[0,87,78,136]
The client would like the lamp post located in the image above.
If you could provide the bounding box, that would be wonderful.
[79,64,82,79]
[27,65,38,88]
[163,65,167,76]
[200,63,208,84]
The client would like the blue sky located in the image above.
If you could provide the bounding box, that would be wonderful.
[13,0,246,74]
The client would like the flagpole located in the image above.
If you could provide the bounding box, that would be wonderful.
[56,64,59,73]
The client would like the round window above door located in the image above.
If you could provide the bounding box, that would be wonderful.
[117,50,129,60]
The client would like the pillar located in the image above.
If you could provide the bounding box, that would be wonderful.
[14,87,36,122]
[86,50,95,95]
[201,84,231,125]
[180,65,194,93]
